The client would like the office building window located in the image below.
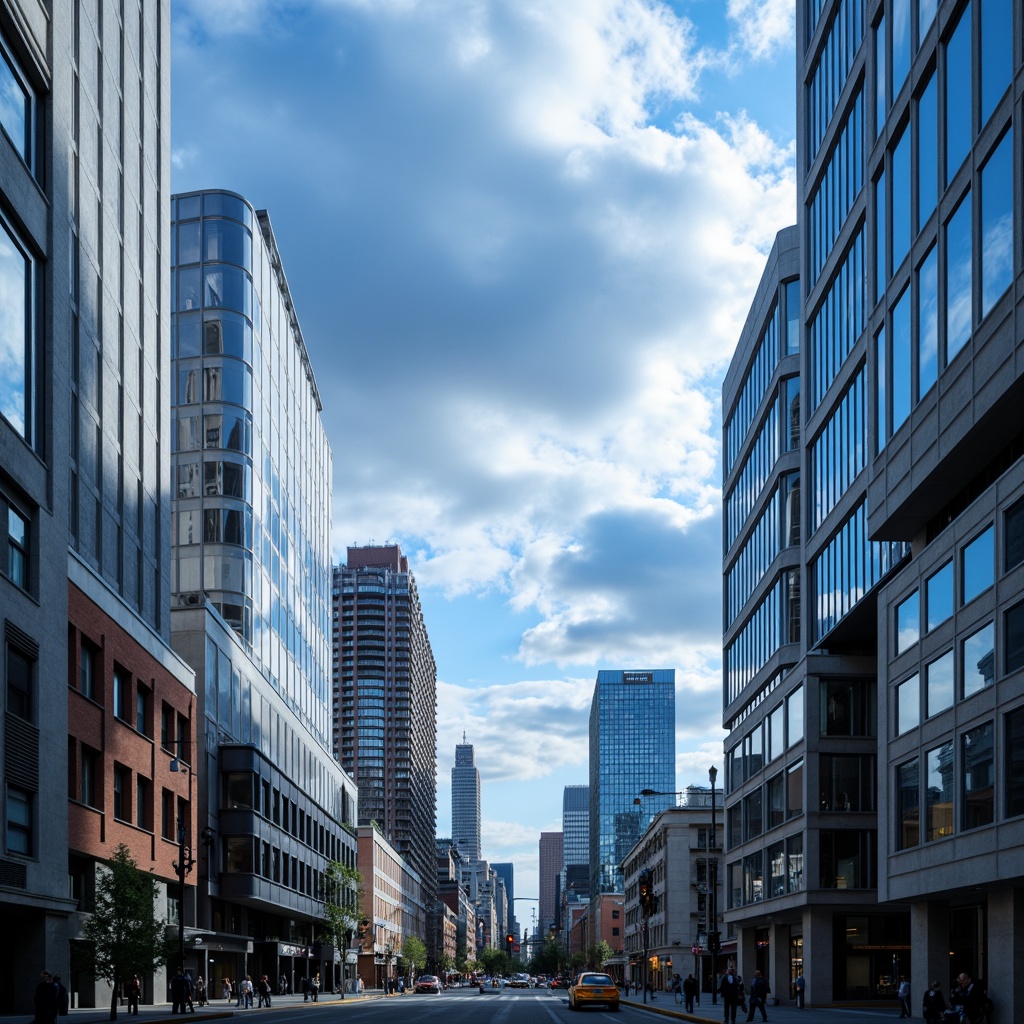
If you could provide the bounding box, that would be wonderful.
[821,679,875,737]
[820,830,875,888]
[6,644,31,720]
[916,75,938,228]
[768,840,785,898]
[962,623,994,697]
[0,217,38,445]
[891,128,910,273]
[81,748,98,808]
[961,525,994,605]
[768,773,784,828]
[980,0,1012,124]
[1006,499,1024,572]
[80,640,97,699]
[0,37,34,167]
[1006,601,1024,674]
[897,674,920,735]
[5,786,31,856]
[961,722,993,830]
[785,279,800,354]
[768,705,784,760]
[787,687,804,745]
[744,788,763,840]
[112,666,130,721]
[136,685,150,735]
[926,650,954,717]
[787,833,803,892]
[896,591,919,653]
[917,246,938,397]
[743,851,764,903]
[113,764,130,822]
[820,754,876,812]
[162,790,175,840]
[136,777,150,831]
[787,760,803,818]
[926,561,953,630]
[980,129,1013,317]
[1004,706,1024,818]
[897,757,919,849]
[4,503,28,588]
[945,190,973,362]
[925,743,954,840]
[944,5,971,186]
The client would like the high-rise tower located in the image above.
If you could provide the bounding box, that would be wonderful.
[562,784,590,900]
[538,831,564,935]
[452,736,482,861]
[589,669,675,897]
[332,544,438,932]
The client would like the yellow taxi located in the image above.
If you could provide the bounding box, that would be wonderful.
[568,972,620,1012]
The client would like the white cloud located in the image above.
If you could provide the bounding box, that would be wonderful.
[727,0,795,61]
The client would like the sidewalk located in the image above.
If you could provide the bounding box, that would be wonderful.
[0,990,388,1024]
[622,994,901,1024]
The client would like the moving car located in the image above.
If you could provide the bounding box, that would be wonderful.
[414,975,442,994]
[568,972,620,1012]
[510,973,531,988]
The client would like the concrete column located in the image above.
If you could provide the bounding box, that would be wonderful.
[987,887,1022,1020]
[769,922,790,1005]
[910,900,947,1004]
[804,906,833,1006]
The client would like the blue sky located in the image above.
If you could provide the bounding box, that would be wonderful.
[170,0,796,930]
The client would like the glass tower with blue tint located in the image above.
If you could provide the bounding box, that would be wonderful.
[588,670,675,897]
[726,0,1024,1004]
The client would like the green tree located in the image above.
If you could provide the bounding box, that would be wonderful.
[401,935,427,976]
[76,844,168,1020]
[586,941,615,970]
[319,862,362,992]
[478,946,513,978]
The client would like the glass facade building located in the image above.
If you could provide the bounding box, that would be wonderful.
[588,669,675,897]
[725,0,1024,1006]
[170,191,358,989]
[452,740,482,862]
[562,784,590,900]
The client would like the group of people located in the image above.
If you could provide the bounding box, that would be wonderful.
[717,966,772,1024]
[32,972,69,1024]
[668,973,701,1012]
[918,973,991,1024]
[300,973,321,1001]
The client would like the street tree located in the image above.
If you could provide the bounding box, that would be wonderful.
[401,934,427,978]
[319,862,362,990]
[77,844,168,1020]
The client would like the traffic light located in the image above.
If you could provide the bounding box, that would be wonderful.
[638,870,651,912]
[506,933,515,956]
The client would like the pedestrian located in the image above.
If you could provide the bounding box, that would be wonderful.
[301,975,309,1002]
[794,972,805,1009]
[719,968,742,1024]
[922,980,946,1023]
[683,973,699,1013]
[259,975,272,1008]
[897,976,911,1018]
[234,977,244,1008]
[241,975,254,1009]
[53,976,69,1019]
[279,974,288,996]
[33,971,58,1024]
[195,977,206,1007]
[171,969,187,1015]
[950,972,988,1024]
[128,976,141,1015]
[745,970,769,1023]
[623,978,630,997]
[311,973,320,1002]
[184,972,194,1013]
[671,973,682,1005]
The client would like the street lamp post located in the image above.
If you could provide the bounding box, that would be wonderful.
[709,765,719,1006]
[169,752,196,977]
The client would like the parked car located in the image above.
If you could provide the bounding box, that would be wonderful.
[414,975,442,994]
[568,972,620,1012]
[510,973,531,988]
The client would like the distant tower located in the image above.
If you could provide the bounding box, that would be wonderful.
[538,831,564,935]
[589,669,675,895]
[452,734,482,861]
[563,784,590,899]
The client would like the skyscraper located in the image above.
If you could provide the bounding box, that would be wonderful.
[589,669,675,897]
[333,544,438,936]
[538,831,564,935]
[170,190,358,986]
[724,0,1024,1004]
[452,736,482,861]
[562,784,590,899]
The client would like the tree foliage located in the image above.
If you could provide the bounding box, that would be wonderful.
[77,845,168,1020]
[401,935,427,974]
[319,862,362,951]
[587,941,615,970]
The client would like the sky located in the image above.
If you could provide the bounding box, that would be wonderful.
[170,0,797,933]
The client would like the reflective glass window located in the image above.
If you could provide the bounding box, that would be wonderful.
[917,246,938,397]
[768,772,784,827]
[875,15,887,137]
[0,41,32,167]
[787,688,803,746]
[177,266,201,312]
[768,840,785,897]
[926,649,954,716]
[892,288,911,432]
[203,192,252,226]
[896,591,919,653]
[961,525,994,605]
[945,191,972,362]
[962,722,993,830]
[784,377,800,451]
[1004,706,1024,817]
[917,0,937,41]
[876,171,887,296]
[204,219,253,267]
[944,4,972,186]
[980,129,1013,317]
[7,504,27,588]
[744,789,763,840]
[204,266,252,317]
[892,128,911,271]
[897,758,919,849]
[176,315,201,358]
[6,786,31,855]
[787,759,803,818]
[926,561,953,630]
[0,219,31,441]
[1006,601,1024,674]
[980,0,1012,125]
[1006,499,1024,572]
[177,222,200,264]
[876,326,886,451]
[785,280,800,355]
[203,312,253,361]
[203,361,252,407]
[925,742,954,840]
[769,705,784,761]
[892,0,910,95]
[787,833,803,892]
[916,75,937,227]
[897,674,919,735]
[962,622,994,697]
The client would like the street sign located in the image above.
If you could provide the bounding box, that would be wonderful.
[691,945,702,956]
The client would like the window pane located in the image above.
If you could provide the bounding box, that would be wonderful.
[917,246,938,396]
[962,722,993,830]
[1007,500,1024,573]
[917,0,937,39]
[926,742,954,840]
[944,5,972,186]
[785,280,800,355]
[897,758,919,849]
[787,688,804,744]
[892,0,910,95]
[6,787,31,855]
[787,833,803,892]
[787,760,803,818]
[980,130,1013,317]
[980,0,1012,124]
[876,172,887,296]
[0,221,29,438]
[896,591,919,654]
[916,76,938,227]
[892,130,910,271]
[962,526,994,605]
[876,326,887,450]
[1005,706,1024,817]
[926,561,953,630]
[945,191,972,362]
[962,623,994,698]
[875,16,887,137]
[0,46,30,163]
[892,290,910,431]
[897,674,919,735]
[926,649,954,716]
[1006,601,1024,674]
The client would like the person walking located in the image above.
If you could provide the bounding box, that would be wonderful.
[719,968,742,1024]
[922,981,946,1023]
[194,977,206,1007]
[241,975,254,1009]
[950,973,987,1024]
[34,971,58,1024]
[671,973,682,1005]
[897,976,911,1018]
[311,973,320,1002]
[171,970,187,1015]
[683,973,699,1013]
[794,973,805,1009]
[128,976,141,1015]
[745,970,769,1023]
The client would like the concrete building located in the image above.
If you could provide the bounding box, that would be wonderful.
[170,191,359,993]
[538,830,563,936]
[332,545,438,953]
[451,737,481,862]
[589,670,676,900]
[622,788,723,996]
[724,0,1024,1007]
